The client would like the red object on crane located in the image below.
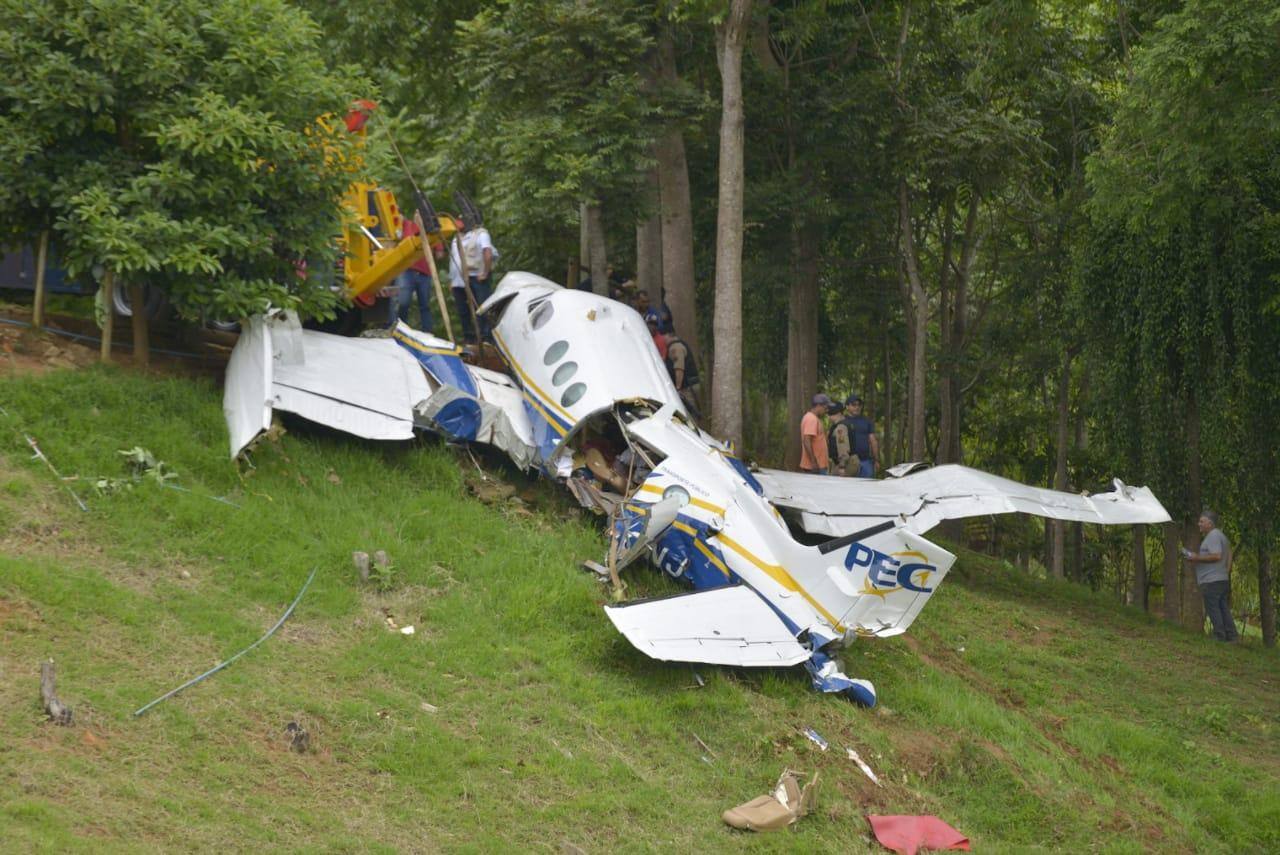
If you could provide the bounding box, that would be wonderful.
[344,99,379,133]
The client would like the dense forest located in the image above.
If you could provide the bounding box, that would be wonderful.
[3,0,1276,643]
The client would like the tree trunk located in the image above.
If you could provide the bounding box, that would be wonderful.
[937,202,955,464]
[586,203,608,296]
[1132,525,1148,611]
[709,0,752,447]
[1162,523,1180,622]
[33,230,49,330]
[636,166,663,306]
[897,179,927,461]
[882,322,894,468]
[785,222,820,470]
[579,201,590,275]
[1260,547,1276,648]
[1182,393,1204,631]
[655,27,699,347]
[1051,351,1071,579]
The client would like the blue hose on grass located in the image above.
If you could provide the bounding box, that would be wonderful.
[132,566,318,717]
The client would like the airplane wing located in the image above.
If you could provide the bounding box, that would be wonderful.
[755,463,1171,538]
[225,313,428,456]
[224,313,535,466]
[604,586,810,667]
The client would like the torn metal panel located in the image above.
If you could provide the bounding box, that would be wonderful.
[390,323,479,397]
[412,384,536,470]
[223,313,274,457]
[603,585,811,667]
[755,464,1172,538]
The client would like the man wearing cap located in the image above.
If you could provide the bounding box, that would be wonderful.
[645,314,668,359]
[800,394,833,475]
[829,395,879,477]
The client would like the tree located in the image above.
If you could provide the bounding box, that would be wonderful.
[708,0,752,445]
[454,0,658,277]
[0,0,367,343]
[1083,0,1280,640]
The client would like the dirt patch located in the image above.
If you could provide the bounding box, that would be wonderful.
[1,321,98,376]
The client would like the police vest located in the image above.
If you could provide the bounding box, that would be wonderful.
[664,337,699,389]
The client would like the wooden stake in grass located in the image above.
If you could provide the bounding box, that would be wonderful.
[129,282,150,368]
[40,659,73,726]
[32,230,49,330]
[100,270,115,363]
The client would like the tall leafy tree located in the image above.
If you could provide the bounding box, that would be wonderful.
[0,0,367,327]
[1083,0,1280,640]
[453,0,659,276]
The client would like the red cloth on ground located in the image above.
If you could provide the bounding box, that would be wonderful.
[866,815,970,855]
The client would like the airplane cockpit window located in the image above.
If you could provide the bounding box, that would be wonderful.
[543,340,569,364]
[560,382,587,407]
[552,361,578,385]
[529,298,554,330]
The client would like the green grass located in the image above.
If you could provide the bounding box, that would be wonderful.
[1,366,1277,852]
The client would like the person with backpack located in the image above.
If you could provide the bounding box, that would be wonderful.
[664,331,701,419]
[828,394,879,477]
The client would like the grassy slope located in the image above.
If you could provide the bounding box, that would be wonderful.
[0,367,1276,853]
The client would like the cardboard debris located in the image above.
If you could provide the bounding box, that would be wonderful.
[722,769,819,832]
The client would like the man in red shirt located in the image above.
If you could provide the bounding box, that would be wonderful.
[393,218,442,331]
[799,394,833,474]
[646,315,668,359]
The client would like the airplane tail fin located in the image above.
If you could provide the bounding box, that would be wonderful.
[820,527,957,638]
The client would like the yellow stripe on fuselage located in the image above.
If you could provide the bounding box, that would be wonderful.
[637,483,726,516]
[491,329,577,424]
[391,331,462,356]
[714,533,846,632]
[522,391,568,437]
[694,539,731,579]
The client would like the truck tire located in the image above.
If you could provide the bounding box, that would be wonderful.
[111,283,166,320]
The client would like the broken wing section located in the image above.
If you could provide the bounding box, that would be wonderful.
[225,312,430,457]
[224,313,274,457]
[756,464,1171,539]
[604,586,810,668]
[223,313,534,466]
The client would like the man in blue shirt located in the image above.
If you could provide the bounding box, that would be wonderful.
[828,395,880,478]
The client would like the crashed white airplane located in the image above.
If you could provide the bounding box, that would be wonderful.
[225,272,1171,706]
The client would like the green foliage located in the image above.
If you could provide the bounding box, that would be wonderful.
[0,0,371,320]
[452,0,661,270]
[1082,0,1280,545]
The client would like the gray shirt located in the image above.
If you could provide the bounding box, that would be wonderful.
[1196,528,1230,585]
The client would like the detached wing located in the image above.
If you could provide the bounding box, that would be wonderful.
[604,586,808,667]
[755,463,1171,539]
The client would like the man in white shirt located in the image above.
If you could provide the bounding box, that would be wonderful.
[449,214,498,342]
